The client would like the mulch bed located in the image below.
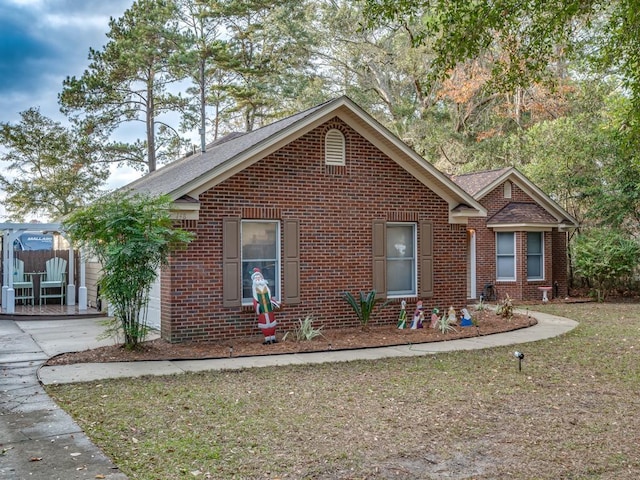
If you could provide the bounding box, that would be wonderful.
[46,309,536,365]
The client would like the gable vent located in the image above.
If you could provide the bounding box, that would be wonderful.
[325,129,345,166]
[504,181,512,199]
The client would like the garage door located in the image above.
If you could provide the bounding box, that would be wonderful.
[145,273,161,330]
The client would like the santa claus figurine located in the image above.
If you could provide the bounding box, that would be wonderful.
[251,267,280,344]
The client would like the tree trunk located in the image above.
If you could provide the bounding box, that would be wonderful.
[147,74,156,172]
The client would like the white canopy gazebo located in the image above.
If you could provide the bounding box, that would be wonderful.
[1,223,87,314]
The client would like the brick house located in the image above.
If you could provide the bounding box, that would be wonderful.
[451,167,578,302]
[124,96,490,343]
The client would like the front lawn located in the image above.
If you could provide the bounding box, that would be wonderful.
[46,302,640,479]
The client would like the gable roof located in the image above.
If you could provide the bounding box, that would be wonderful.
[451,167,578,229]
[123,96,486,223]
[450,167,511,197]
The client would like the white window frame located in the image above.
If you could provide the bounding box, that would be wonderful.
[496,232,516,281]
[241,220,280,305]
[527,232,544,281]
[503,181,512,198]
[325,129,346,166]
[386,223,417,297]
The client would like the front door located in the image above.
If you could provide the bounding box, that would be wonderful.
[467,229,476,299]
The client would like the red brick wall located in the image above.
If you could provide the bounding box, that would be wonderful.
[161,118,469,343]
[471,182,569,301]
[551,229,568,298]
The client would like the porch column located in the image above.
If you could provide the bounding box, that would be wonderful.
[78,249,87,310]
[2,231,9,308]
[67,245,75,306]
[4,231,20,314]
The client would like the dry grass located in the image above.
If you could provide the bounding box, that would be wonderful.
[46,302,640,479]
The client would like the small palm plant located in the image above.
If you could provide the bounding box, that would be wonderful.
[341,290,389,330]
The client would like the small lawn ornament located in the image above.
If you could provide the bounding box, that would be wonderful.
[410,301,424,329]
[460,308,473,327]
[397,299,407,329]
[447,306,458,325]
[430,307,440,329]
[251,267,281,344]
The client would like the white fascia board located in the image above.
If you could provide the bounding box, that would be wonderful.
[490,224,554,232]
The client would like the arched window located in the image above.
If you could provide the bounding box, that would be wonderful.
[503,181,512,198]
[325,129,345,166]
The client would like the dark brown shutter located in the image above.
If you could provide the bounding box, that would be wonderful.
[420,220,434,297]
[222,217,241,307]
[283,219,300,304]
[372,220,387,299]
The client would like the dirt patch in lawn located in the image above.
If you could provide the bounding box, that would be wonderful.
[45,309,536,366]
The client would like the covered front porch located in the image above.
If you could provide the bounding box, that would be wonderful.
[1,222,93,316]
[0,303,104,320]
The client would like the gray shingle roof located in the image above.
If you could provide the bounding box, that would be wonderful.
[450,168,511,196]
[488,202,558,225]
[121,99,335,198]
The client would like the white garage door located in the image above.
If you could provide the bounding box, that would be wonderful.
[145,273,161,330]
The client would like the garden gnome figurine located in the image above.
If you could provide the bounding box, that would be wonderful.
[447,306,458,325]
[410,301,424,329]
[397,299,407,329]
[460,308,473,327]
[430,307,440,329]
[251,267,280,344]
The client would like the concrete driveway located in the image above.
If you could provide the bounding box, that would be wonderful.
[0,318,129,479]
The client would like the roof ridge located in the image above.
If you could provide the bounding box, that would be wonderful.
[453,166,511,178]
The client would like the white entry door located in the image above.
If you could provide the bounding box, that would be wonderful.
[467,229,477,299]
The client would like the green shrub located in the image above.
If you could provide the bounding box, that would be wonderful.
[573,228,640,302]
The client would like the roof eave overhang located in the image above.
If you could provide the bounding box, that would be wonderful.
[170,196,200,220]
[489,223,556,232]
[558,223,578,232]
[450,206,486,225]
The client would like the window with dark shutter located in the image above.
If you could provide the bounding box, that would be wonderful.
[241,221,279,303]
[372,220,387,299]
[283,219,300,304]
[419,221,434,297]
[222,217,241,307]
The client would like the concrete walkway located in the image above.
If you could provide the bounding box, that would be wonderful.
[1,311,578,479]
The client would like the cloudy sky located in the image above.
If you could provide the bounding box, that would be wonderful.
[0,0,141,220]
